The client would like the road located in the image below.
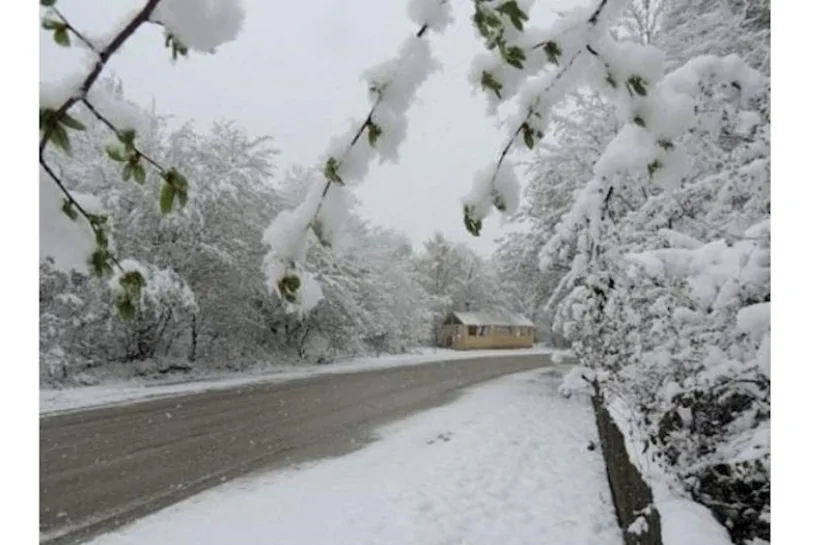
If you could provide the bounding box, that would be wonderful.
[40,353,551,545]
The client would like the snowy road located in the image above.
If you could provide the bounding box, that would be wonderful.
[40,354,552,545]
[77,367,621,545]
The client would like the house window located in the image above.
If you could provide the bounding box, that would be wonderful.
[468,325,477,336]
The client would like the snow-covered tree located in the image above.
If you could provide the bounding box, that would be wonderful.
[414,233,509,344]
[467,1,770,541]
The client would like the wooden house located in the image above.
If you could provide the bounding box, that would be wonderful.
[439,310,536,350]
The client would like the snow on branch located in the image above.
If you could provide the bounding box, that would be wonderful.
[462,0,627,238]
[261,0,453,310]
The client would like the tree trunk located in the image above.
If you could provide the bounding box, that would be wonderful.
[188,314,198,362]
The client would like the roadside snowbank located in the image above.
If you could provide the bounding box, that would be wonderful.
[85,368,620,545]
[40,346,562,416]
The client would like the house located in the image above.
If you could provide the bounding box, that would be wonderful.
[439,310,536,350]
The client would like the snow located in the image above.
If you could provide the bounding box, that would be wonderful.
[626,515,648,536]
[658,498,732,545]
[39,168,97,274]
[261,181,320,287]
[606,396,735,545]
[152,0,245,52]
[736,302,770,341]
[407,0,453,32]
[462,158,521,225]
[493,159,521,216]
[86,86,152,135]
[83,368,621,545]
[40,72,86,110]
[40,346,558,415]
[462,162,497,221]
[452,310,534,327]
[293,270,324,312]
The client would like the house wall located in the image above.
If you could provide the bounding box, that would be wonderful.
[445,326,535,350]
[439,325,465,348]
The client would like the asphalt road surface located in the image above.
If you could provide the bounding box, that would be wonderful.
[40,353,552,545]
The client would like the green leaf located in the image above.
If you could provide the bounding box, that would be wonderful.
[61,199,78,220]
[41,0,58,6]
[88,213,108,227]
[480,71,503,99]
[501,45,526,69]
[543,41,561,65]
[324,157,343,184]
[633,115,646,128]
[119,270,146,297]
[367,120,382,147]
[40,108,55,130]
[59,113,86,131]
[492,192,507,212]
[521,123,535,150]
[132,162,146,184]
[160,183,175,214]
[495,0,529,31]
[41,18,61,30]
[88,214,108,249]
[93,224,108,248]
[115,292,137,321]
[278,274,302,303]
[121,162,132,182]
[117,129,136,147]
[105,145,126,162]
[53,26,70,47]
[162,168,188,209]
[463,205,483,237]
[165,33,189,62]
[472,5,503,40]
[627,75,648,97]
[484,12,501,28]
[647,159,662,178]
[88,248,113,277]
[48,124,71,154]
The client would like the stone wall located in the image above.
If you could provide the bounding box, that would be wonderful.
[591,393,663,545]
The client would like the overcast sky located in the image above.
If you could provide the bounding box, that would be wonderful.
[39,0,570,255]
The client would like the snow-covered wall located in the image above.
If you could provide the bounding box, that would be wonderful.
[591,391,662,545]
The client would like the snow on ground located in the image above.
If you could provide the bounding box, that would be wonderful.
[85,368,620,545]
[40,346,567,416]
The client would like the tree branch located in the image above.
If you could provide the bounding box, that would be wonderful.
[81,98,167,173]
[50,7,98,52]
[40,0,163,157]
[39,159,123,272]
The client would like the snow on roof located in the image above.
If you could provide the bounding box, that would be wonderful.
[452,311,535,328]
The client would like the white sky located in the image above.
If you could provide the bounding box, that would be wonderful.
[39,0,575,255]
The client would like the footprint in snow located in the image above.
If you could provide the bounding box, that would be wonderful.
[427,432,453,445]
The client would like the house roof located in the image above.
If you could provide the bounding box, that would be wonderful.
[451,310,535,328]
